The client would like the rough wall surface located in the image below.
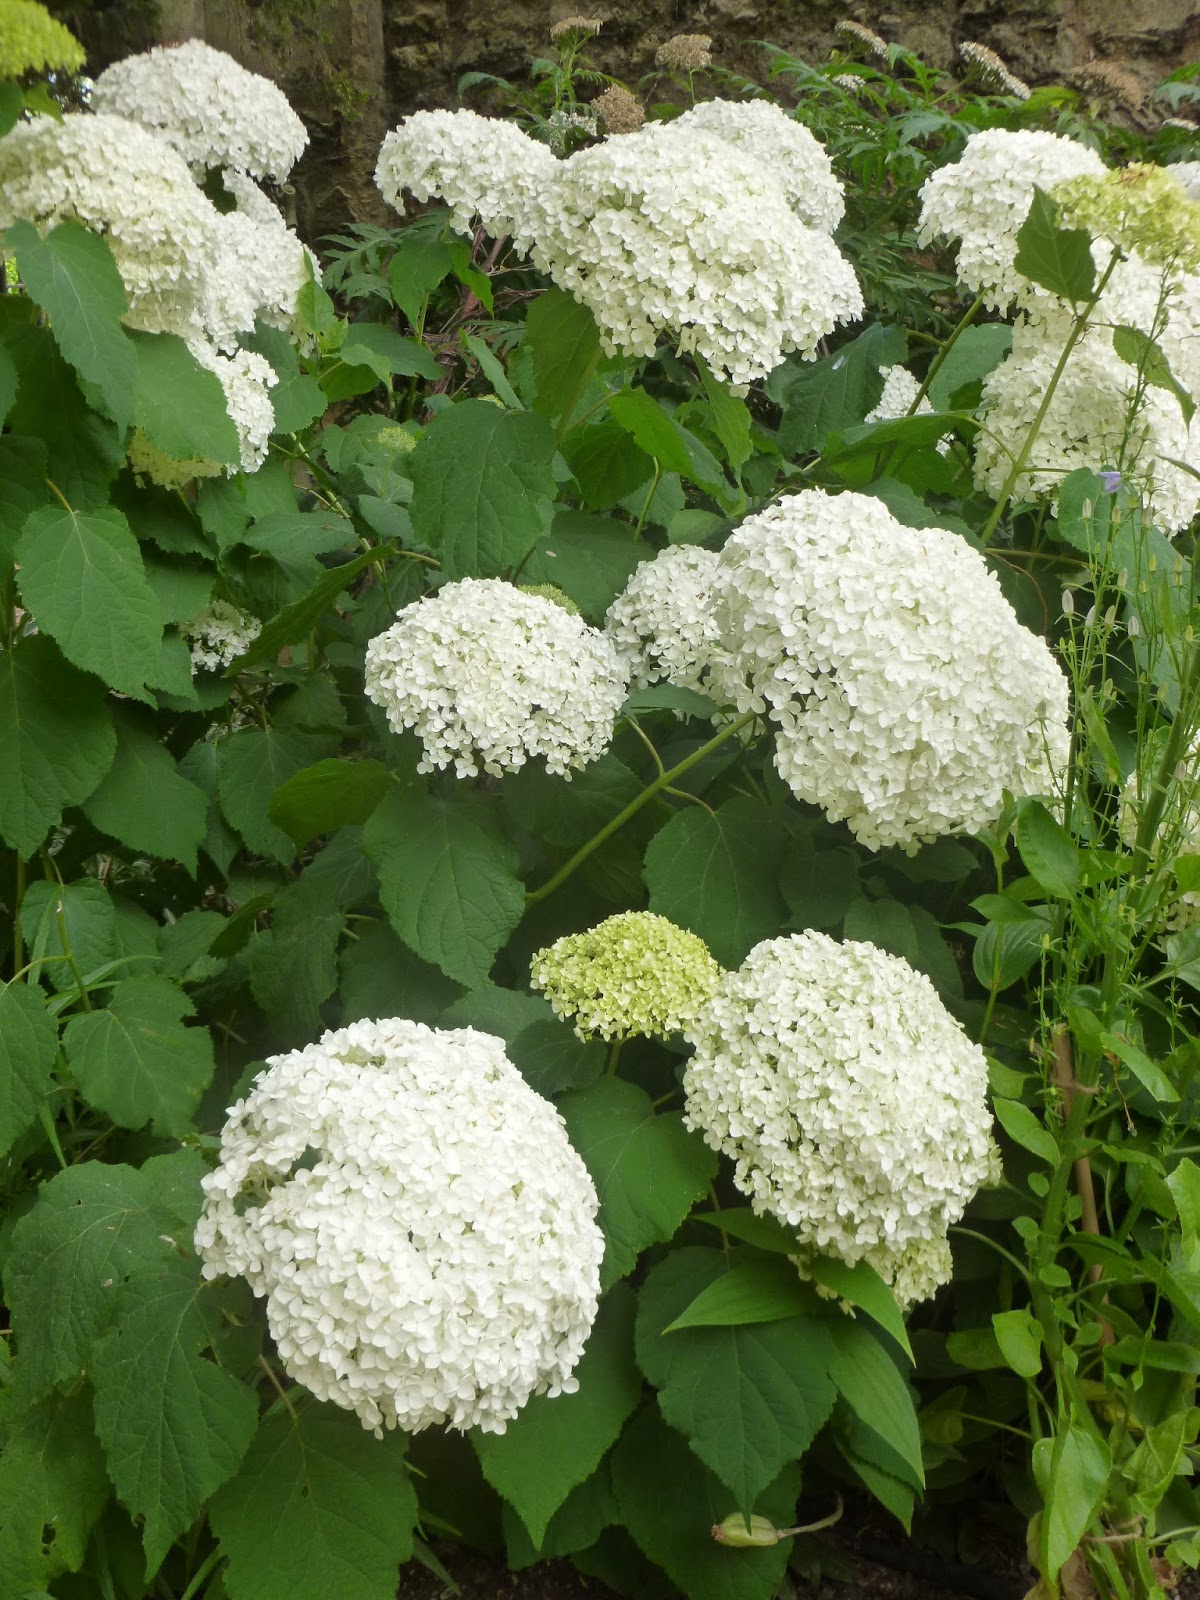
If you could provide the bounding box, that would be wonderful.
[90,0,1200,238]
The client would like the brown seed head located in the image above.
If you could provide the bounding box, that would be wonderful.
[834,20,889,60]
[551,14,602,41]
[655,33,713,71]
[593,83,646,134]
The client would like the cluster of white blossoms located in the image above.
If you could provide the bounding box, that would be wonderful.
[363,578,629,779]
[178,599,263,672]
[530,912,723,1041]
[92,39,308,182]
[682,933,1000,1308]
[713,490,1070,850]
[863,363,933,424]
[203,205,317,352]
[672,98,845,233]
[195,1019,604,1434]
[604,545,728,700]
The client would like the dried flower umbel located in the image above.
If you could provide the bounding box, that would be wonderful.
[592,83,645,134]
[654,32,712,72]
[550,14,602,41]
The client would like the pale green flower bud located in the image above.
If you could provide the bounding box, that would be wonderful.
[712,1514,783,1548]
[518,583,580,616]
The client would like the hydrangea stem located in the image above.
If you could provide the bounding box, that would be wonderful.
[525,710,757,905]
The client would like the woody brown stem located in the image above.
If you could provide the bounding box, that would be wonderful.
[1051,1025,1115,1343]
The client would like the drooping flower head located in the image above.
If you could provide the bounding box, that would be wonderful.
[92,40,308,182]
[531,912,723,1041]
[683,933,1000,1308]
[834,19,889,59]
[0,0,84,77]
[713,489,1070,850]
[363,577,629,779]
[179,600,263,672]
[195,1018,604,1434]
[673,98,845,233]
[605,545,727,701]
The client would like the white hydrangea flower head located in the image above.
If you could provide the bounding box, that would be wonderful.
[363,577,629,779]
[604,545,728,701]
[203,206,318,351]
[918,129,1107,309]
[974,302,1200,535]
[864,364,932,423]
[530,912,723,1041]
[219,167,286,227]
[179,600,263,672]
[91,40,308,182]
[1169,160,1200,203]
[683,933,999,1308]
[375,109,559,251]
[530,123,862,387]
[672,99,845,234]
[126,340,277,485]
[713,489,1071,850]
[195,1018,603,1435]
[0,112,220,337]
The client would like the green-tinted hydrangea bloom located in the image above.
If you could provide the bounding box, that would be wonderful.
[372,423,418,455]
[1057,164,1200,271]
[0,0,85,78]
[518,582,580,616]
[530,911,722,1042]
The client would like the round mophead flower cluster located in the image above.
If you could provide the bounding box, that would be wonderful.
[179,600,263,672]
[91,40,308,182]
[202,205,317,352]
[0,0,85,77]
[605,545,728,701]
[713,489,1070,850]
[672,98,845,234]
[530,122,863,387]
[917,129,1107,309]
[530,912,723,1041]
[195,1018,604,1435]
[682,933,1000,1308]
[0,112,221,338]
[363,578,629,779]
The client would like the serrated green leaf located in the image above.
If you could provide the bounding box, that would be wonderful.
[363,785,525,988]
[268,758,392,845]
[218,725,335,863]
[644,798,788,969]
[339,920,464,1025]
[1013,187,1096,304]
[16,506,162,697]
[609,388,693,475]
[408,401,557,578]
[247,877,344,1040]
[525,288,602,424]
[210,1404,419,1600]
[243,322,328,434]
[828,1319,923,1489]
[63,976,214,1135]
[0,435,48,562]
[927,323,1012,409]
[612,1404,803,1600]
[19,878,119,995]
[337,323,440,381]
[0,981,58,1158]
[91,1262,259,1574]
[473,1284,641,1546]
[636,1249,836,1508]
[770,323,907,455]
[5,219,135,430]
[82,708,207,872]
[692,1208,798,1254]
[513,511,644,622]
[129,330,240,465]
[696,355,753,472]
[624,684,720,718]
[0,1385,111,1594]
[4,1151,206,1400]
[558,1079,716,1287]
[502,1465,620,1567]
[388,237,454,326]
[237,511,355,560]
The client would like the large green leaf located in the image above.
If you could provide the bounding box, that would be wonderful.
[0,435,48,562]
[268,757,392,845]
[3,1151,206,1400]
[644,798,789,968]
[472,1284,642,1546]
[19,878,120,995]
[247,876,344,1040]
[0,980,58,1158]
[0,1385,111,1594]
[16,505,163,696]
[64,976,215,1136]
[363,785,525,988]
[697,355,753,472]
[5,219,135,430]
[210,1404,419,1600]
[82,707,208,872]
[339,920,464,1026]
[525,287,602,424]
[232,547,379,669]
[1035,1419,1111,1579]
[611,1404,803,1600]
[218,725,335,863]
[663,1259,817,1332]
[770,323,907,456]
[828,1318,924,1490]
[562,419,654,509]
[609,388,693,475]
[558,1079,717,1287]
[1017,800,1080,900]
[927,323,1012,409]
[637,1249,836,1508]
[509,511,645,623]
[129,330,240,465]
[408,400,557,577]
[91,1263,259,1573]
[502,1465,620,1568]
[1013,187,1096,305]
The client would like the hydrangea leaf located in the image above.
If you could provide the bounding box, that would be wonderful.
[0,979,58,1157]
[91,1262,259,1575]
[338,920,463,1025]
[3,1151,206,1401]
[1013,187,1096,305]
[16,505,163,698]
[827,1318,924,1490]
[363,785,525,989]
[0,435,48,563]
[63,976,215,1136]
[768,322,906,455]
[558,1079,717,1288]
[524,288,603,424]
[511,512,645,623]
[611,1403,804,1600]
[247,877,345,1041]
[4,219,135,431]
[0,636,116,858]
[644,797,790,968]
[82,707,208,873]
[267,757,392,846]
[128,329,240,465]
[231,548,378,670]
[210,1404,419,1600]
[562,420,655,509]
[472,1284,642,1546]
[0,1385,111,1593]
[19,878,119,995]
[635,1248,837,1509]
[502,1463,620,1568]
[217,724,337,863]
[408,399,557,578]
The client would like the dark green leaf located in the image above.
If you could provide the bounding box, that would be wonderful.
[525,288,602,424]
[231,548,379,669]
[562,420,654,509]
[664,1259,815,1332]
[1113,324,1194,423]
[993,1096,1059,1165]
[129,330,240,465]
[515,512,645,623]
[927,324,1012,410]
[338,920,464,1025]
[696,356,753,472]
[248,878,344,1040]
[82,708,207,872]
[0,981,58,1158]
[0,1386,110,1594]
[828,1319,923,1489]
[388,238,454,326]
[19,879,119,994]
[609,389,693,475]
[238,511,355,559]
[1013,187,1096,304]
[268,758,393,845]
[218,725,334,863]
[804,1258,912,1361]
[1018,801,1079,899]
[770,324,907,455]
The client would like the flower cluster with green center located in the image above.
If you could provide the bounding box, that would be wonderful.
[530,912,723,1042]
[1057,163,1200,271]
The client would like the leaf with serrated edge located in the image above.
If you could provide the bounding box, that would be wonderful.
[83,708,207,872]
[0,1385,111,1593]
[211,1404,418,1600]
[218,725,335,863]
[0,981,58,1157]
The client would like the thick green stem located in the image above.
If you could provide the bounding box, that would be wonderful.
[909,290,986,414]
[525,711,757,905]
